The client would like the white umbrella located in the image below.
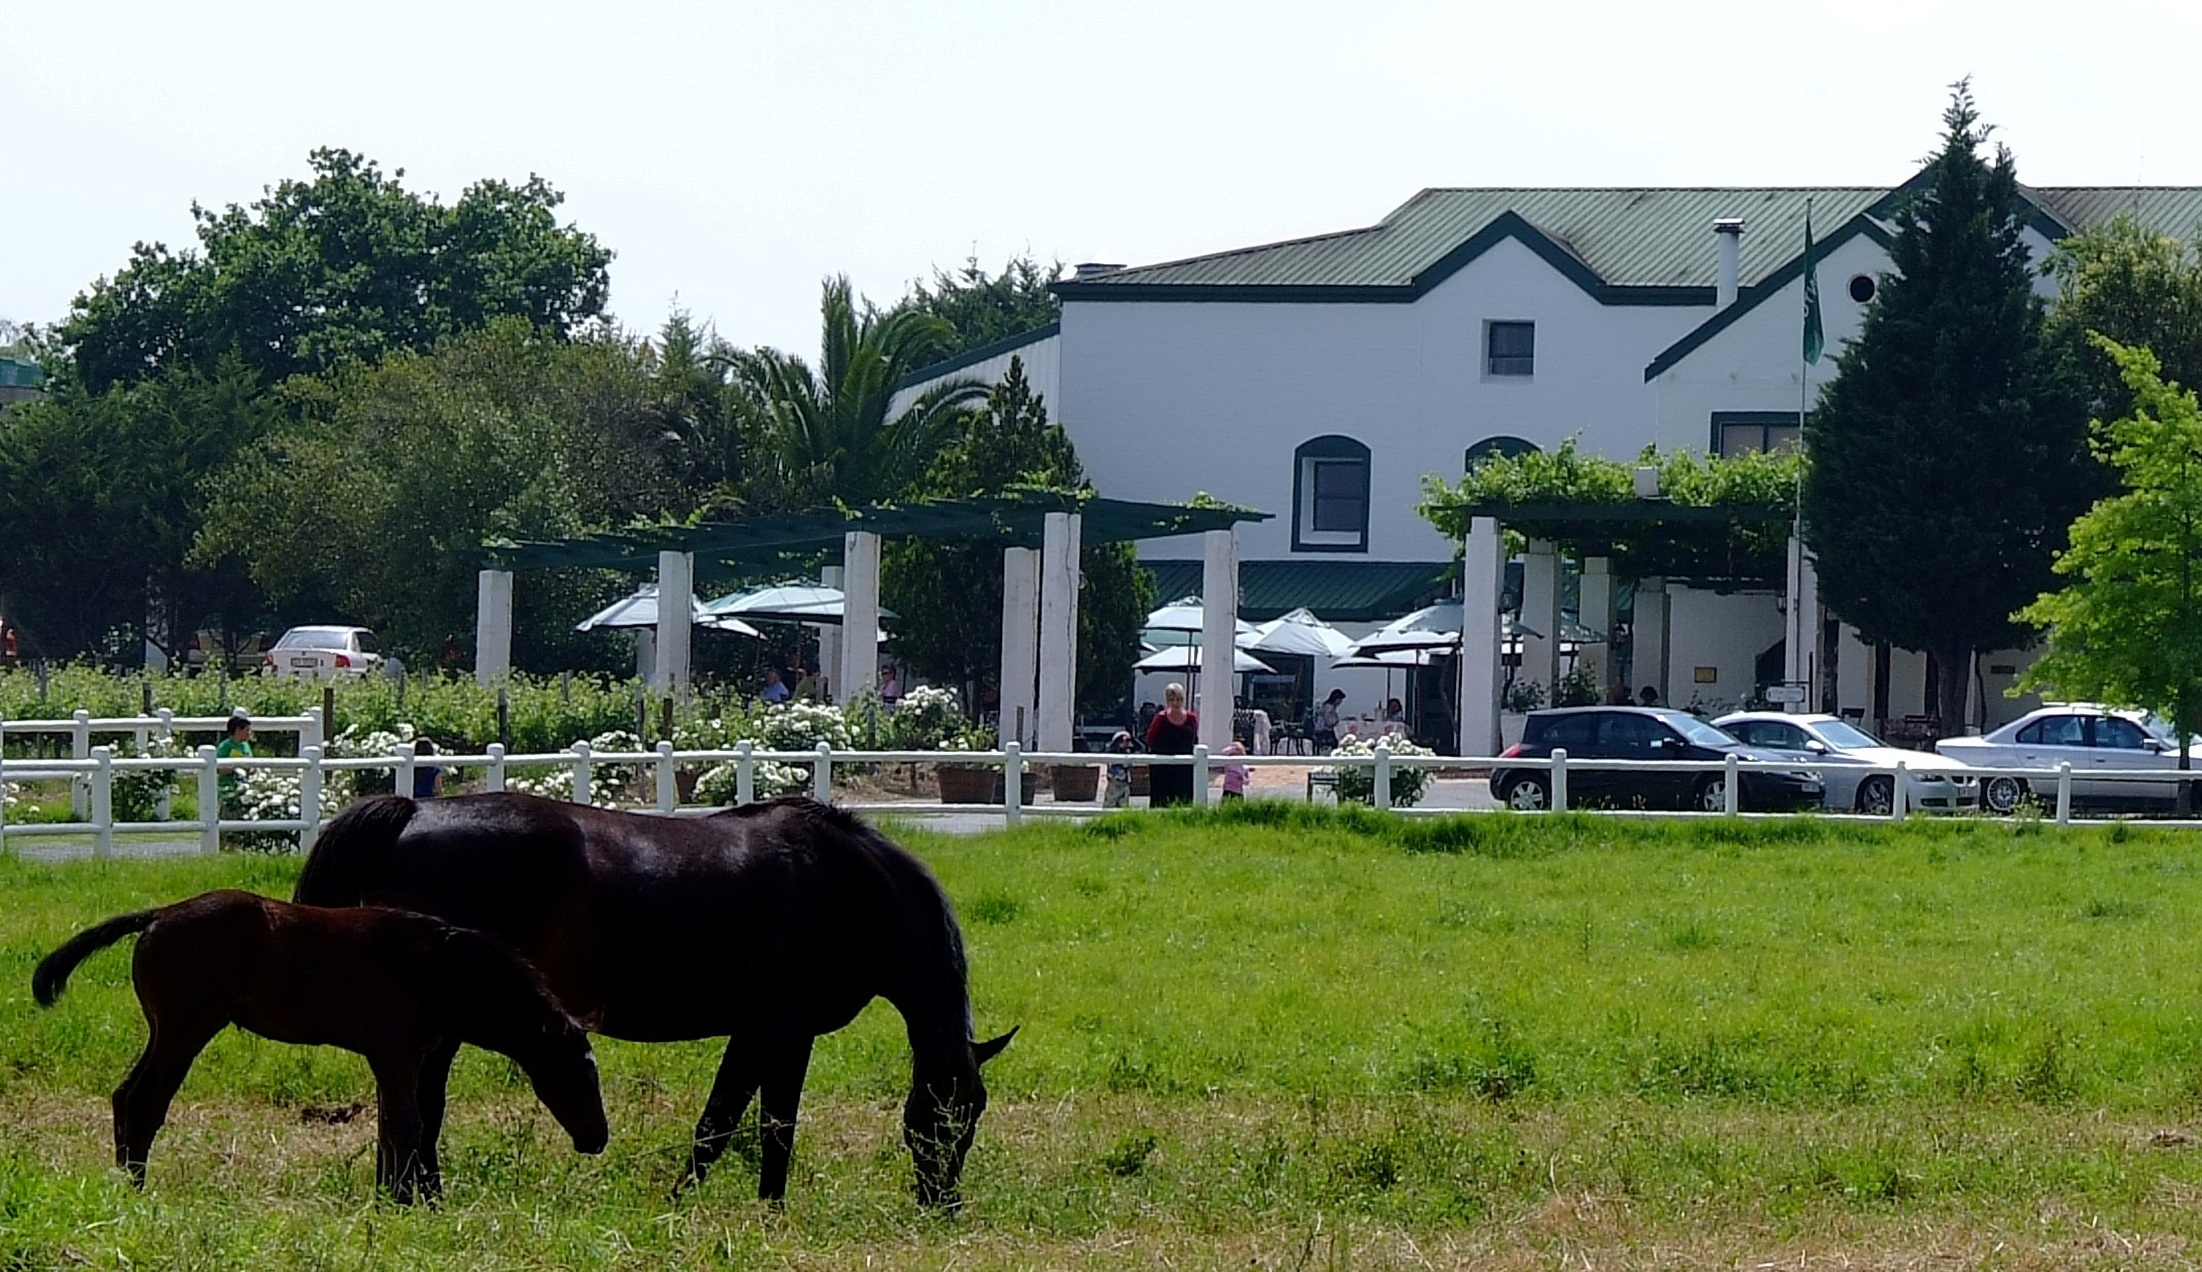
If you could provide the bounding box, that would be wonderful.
[1330,648,1440,669]
[1246,607,1353,658]
[1345,600,1473,657]
[1134,645,1275,674]
[577,585,761,636]
[703,584,899,626]
[1144,596,1258,644]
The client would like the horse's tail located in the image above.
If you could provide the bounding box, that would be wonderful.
[34,908,159,1006]
[293,795,418,906]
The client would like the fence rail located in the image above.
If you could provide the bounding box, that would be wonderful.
[1,718,2192,857]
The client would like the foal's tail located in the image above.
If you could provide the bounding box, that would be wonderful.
[34,909,159,1006]
[292,795,418,906]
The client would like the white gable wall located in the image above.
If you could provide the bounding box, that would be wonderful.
[886,334,1061,422]
[1059,237,1713,561]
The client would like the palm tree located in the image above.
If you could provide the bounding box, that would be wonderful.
[731,277,985,508]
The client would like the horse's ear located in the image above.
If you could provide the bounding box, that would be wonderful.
[973,1027,1018,1066]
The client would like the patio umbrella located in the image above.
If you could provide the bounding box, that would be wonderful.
[1329,647,1437,723]
[1142,596,1258,645]
[1133,645,1276,675]
[702,584,899,627]
[1246,607,1353,659]
[576,584,761,636]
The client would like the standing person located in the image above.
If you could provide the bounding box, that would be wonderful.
[793,663,821,701]
[880,665,902,705]
[214,715,254,845]
[1102,730,1138,808]
[1143,683,1200,807]
[1220,740,1250,802]
[1638,685,1661,708]
[1313,689,1346,754]
[1383,698,1406,725]
[412,738,444,799]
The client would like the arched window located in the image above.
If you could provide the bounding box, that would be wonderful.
[1293,435,1370,553]
[1464,435,1539,471]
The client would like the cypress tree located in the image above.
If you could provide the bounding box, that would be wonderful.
[1802,82,2090,728]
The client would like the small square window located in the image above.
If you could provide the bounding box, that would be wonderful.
[1711,411,1803,457]
[1486,321,1535,377]
[1309,460,1364,532]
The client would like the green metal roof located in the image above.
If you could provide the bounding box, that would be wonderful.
[1144,560,1453,624]
[486,493,1270,573]
[1055,183,2202,305]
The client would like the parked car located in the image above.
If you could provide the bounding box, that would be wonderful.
[1490,707,1823,813]
[1715,711,1978,815]
[265,626,384,679]
[1936,704,2189,813]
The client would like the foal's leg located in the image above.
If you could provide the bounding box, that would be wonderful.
[755,1036,816,1205]
[112,1017,223,1187]
[414,1039,462,1202]
[675,1040,759,1195]
[370,1053,429,1204]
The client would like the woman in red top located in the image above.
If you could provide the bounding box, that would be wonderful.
[1143,683,1200,807]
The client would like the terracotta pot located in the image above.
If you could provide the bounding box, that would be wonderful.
[937,766,995,805]
[1131,766,1151,798]
[1049,764,1100,802]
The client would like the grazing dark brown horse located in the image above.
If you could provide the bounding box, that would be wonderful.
[293,793,1012,1208]
[33,890,608,1202]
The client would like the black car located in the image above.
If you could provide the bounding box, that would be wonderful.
[1490,707,1823,813]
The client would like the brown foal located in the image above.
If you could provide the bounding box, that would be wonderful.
[34,889,608,1202]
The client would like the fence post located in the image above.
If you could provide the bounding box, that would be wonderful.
[570,742,593,806]
[197,745,221,854]
[1550,748,1569,813]
[656,741,677,814]
[1003,742,1023,828]
[1891,761,1909,821]
[813,742,833,804]
[71,709,90,819]
[2055,762,2072,825]
[486,743,507,793]
[154,708,175,820]
[91,746,114,858]
[1373,741,1393,811]
[300,746,324,848]
[1192,744,1211,809]
[0,735,8,852]
[1723,752,1740,817]
[394,744,417,807]
[736,741,756,806]
[302,705,324,754]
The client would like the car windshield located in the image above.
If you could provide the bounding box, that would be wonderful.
[275,629,347,650]
[1666,713,1741,748]
[1813,720,1885,750]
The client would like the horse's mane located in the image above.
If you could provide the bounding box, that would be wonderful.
[418,916,582,1033]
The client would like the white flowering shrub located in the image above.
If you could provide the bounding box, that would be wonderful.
[110,734,184,822]
[1326,734,1436,808]
[752,702,852,753]
[692,757,810,805]
[888,684,964,750]
[505,730,645,805]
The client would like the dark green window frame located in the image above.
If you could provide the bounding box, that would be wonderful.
[1292,435,1370,554]
[1710,410,1802,457]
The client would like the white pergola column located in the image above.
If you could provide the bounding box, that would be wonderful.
[1784,533,1820,713]
[1520,539,1563,697]
[999,546,1040,749]
[652,550,693,697]
[1579,555,1616,689]
[1459,517,1505,757]
[475,568,513,686]
[1634,576,1671,705]
[1037,513,1083,754]
[840,531,882,703]
[1197,528,1239,753]
[818,564,843,702]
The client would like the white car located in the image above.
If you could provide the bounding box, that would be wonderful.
[1715,712,1979,815]
[265,626,385,679]
[1935,704,2184,813]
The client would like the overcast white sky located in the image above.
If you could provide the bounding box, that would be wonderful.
[6,0,2200,358]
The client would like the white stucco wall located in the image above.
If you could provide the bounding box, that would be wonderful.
[1664,587,1785,713]
[887,333,1061,422]
[1058,237,1714,562]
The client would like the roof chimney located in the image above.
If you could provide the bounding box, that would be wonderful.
[1713,219,1745,309]
[1073,262,1125,280]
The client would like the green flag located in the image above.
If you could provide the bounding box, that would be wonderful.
[1802,206,1824,366]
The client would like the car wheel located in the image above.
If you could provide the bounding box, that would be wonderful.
[1503,776,1551,811]
[1692,776,1727,813]
[1982,775,2028,815]
[1856,776,1894,817]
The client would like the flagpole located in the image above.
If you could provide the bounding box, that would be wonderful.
[1794,199,1814,709]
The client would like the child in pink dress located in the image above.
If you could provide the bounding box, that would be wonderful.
[1220,741,1250,801]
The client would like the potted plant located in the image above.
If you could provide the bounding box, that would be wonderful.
[1049,760,1100,802]
[937,725,1002,805]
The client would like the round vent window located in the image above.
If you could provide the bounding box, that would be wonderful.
[1848,274,1876,304]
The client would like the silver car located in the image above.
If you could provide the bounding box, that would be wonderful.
[1935,704,2185,813]
[1715,712,1980,815]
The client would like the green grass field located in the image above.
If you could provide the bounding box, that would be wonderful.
[9,806,2202,1268]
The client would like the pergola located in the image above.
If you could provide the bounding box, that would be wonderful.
[476,492,1271,753]
[1439,497,1809,755]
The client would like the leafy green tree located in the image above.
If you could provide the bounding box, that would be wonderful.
[195,320,687,668]
[895,256,1062,358]
[49,148,611,393]
[0,361,276,660]
[883,358,1152,720]
[732,277,985,508]
[1802,84,2090,728]
[2018,340,2202,800]
[2046,215,2202,422]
